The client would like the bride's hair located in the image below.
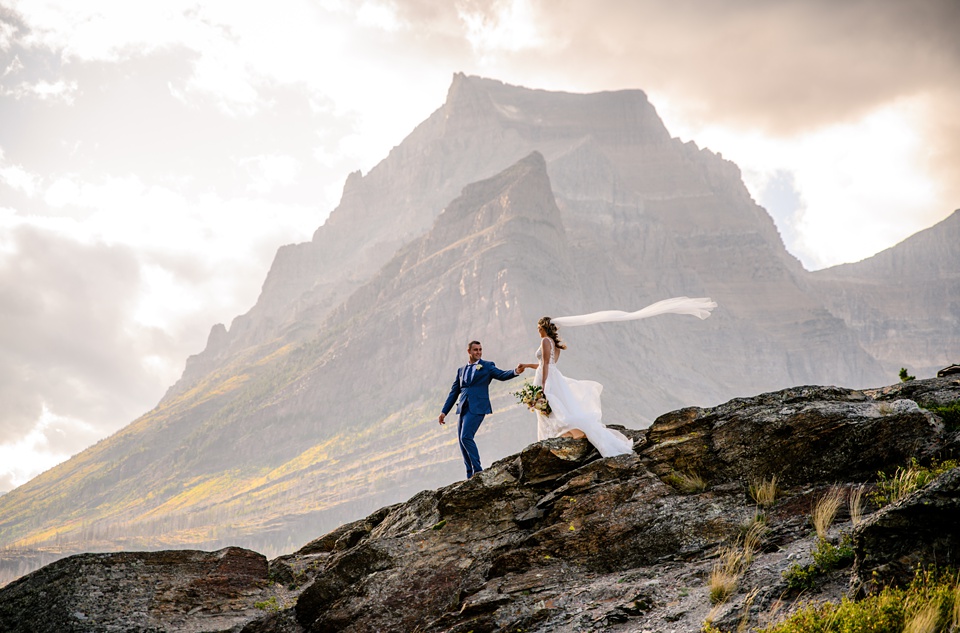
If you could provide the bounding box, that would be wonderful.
[538,316,567,350]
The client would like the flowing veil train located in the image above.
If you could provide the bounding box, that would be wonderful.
[552,296,718,327]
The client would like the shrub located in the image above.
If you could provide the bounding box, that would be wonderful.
[900,367,916,382]
[255,596,281,612]
[923,401,960,432]
[765,568,960,633]
[782,562,820,593]
[782,536,854,593]
[811,535,854,570]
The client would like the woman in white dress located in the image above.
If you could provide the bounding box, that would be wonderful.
[519,316,634,457]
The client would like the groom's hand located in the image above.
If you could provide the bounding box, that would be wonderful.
[515,364,525,374]
[438,413,446,425]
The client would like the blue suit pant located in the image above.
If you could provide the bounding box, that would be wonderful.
[457,400,484,478]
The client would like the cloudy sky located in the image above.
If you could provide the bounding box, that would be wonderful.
[1,0,957,493]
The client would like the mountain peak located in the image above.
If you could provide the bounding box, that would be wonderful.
[438,150,555,227]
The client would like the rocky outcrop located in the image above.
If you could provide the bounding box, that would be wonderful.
[645,386,941,487]
[0,547,270,632]
[853,466,960,592]
[4,377,958,632]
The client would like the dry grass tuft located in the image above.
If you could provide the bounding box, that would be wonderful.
[742,520,767,566]
[952,583,960,632]
[703,604,724,631]
[709,546,747,605]
[665,470,708,494]
[848,484,866,526]
[877,402,896,416]
[736,586,760,633]
[886,467,924,505]
[750,475,779,508]
[811,486,844,539]
[709,566,739,606]
[904,602,941,633]
[707,517,769,608]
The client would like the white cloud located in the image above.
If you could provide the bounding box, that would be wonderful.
[457,0,546,59]
[3,53,24,76]
[357,0,405,32]
[241,154,301,194]
[0,15,17,51]
[0,405,100,489]
[3,77,79,104]
[0,161,40,196]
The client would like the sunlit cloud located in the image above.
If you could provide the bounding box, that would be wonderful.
[241,154,301,194]
[0,161,40,197]
[357,0,406,32]
[0,404,99,490]
[458,0,546,59]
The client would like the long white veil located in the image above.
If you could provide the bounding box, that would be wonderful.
[551,296,717,327]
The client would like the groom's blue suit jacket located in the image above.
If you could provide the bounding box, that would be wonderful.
[442,359,517,416]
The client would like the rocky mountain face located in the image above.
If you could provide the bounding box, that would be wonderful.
[808,209,960,378]
[0,75,956,583]
[171,72,883,402]
[2,376,958,632]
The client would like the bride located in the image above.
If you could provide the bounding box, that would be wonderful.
[517,297,717,457]
[518,316,634,457]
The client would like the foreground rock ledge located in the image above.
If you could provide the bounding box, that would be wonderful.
[1,377,958,633]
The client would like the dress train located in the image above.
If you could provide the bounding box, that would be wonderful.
[534,340,633,458]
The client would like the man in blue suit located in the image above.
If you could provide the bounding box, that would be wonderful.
[439,340,524,479]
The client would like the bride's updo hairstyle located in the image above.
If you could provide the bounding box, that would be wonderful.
[538,316,567,350]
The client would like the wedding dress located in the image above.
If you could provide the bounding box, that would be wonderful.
[534,337,634,457]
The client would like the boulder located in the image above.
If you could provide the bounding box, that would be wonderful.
[0,547,269,633]
[853,466,960,592]
[645,385,943,487]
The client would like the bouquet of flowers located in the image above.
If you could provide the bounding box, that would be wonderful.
[513,381,551,416]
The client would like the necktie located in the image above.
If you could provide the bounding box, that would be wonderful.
[466,363,476,384]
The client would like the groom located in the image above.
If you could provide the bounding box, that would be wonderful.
[439,340,524,479]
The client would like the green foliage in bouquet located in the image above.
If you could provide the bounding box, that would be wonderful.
[513,381,551,416]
